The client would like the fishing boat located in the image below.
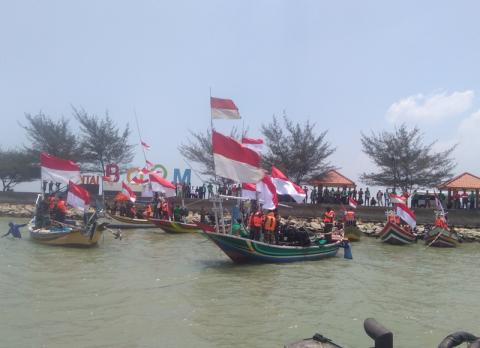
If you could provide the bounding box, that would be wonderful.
[196,222,349,263]
[377,221,416,245]
[148,218,202,234]
[28,219,108,247]
[107,214,157,229]
[424,226,458,248]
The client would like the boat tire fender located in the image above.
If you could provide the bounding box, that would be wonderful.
[438,332,478,348]
[364,318,393,348]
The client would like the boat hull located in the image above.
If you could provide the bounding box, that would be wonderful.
[29,224,105,247]
[344,225,362,242]
[200,229,340,263]
[425,227,458,248]
[377,222,415,245]
[148,218,202,233]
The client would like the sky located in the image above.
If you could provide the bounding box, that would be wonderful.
[1,0,480,191]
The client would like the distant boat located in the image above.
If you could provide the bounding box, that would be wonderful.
[148,218,202,234]
[196,222,346,263]
[28,220,108,247]
[108,214,157,229]
[424,227,458,248]
[377,221,416,245]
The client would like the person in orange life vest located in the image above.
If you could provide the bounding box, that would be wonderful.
[344,209,356,226]
[248,212,256,239]
[263,210,276,244]
[323,207,335,233]
[56,198,67,222]
[250,210,263,241]
[435,215,448,229]
[143,204,152,218]
[48,194,56,218]
[161,200,169,219]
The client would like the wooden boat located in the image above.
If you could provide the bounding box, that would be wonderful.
[377,221,416,245]
[148,218,202,234]
[424,227,458,248]
[196,223,346,263]
[344,224,362,242]
[108,214,157,228]
[28,221,108,247]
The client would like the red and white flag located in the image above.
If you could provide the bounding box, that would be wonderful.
[212,131,264,183]
[270,166,305,203]
[210,97,241,119]
[389,193,407,204]
[145,160,154,168]
[149,173,176,197]
[67,181,91,212]
[122,182,137,202]
[241,183,257,200]
[102,176,114,182]
[257,175,278,210]
[396,203,416,228]
[349,197,358,209]
[241,137,263,154]
[40,153,81,185]
[141,141,151,150]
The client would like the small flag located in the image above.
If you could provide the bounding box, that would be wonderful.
[122,182,137,202]
[145,160,154,168]
[141,141,151,150]
[349,197,358,209]
[211,97,241,119]
[67,181,91,212]
[241,137,264,154]
[389,193,406,204]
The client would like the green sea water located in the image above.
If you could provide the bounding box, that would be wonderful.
[0,217,479,348]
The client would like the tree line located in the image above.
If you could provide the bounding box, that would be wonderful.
[0,108,457,193]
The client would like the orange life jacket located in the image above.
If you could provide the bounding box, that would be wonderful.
[264,213,276,232]
[57,200,67,213]
[144,205,152,218]
[345,211,355,221]
[253,214,263,227]
[323,210,335,223]
[387,215,396,223]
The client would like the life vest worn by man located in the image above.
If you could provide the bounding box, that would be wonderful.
[251,211,263,241]
[56,199,67,222]
[435,216,448,230]
[263,211,276,244]
[323,207,335,232]
[344,210,356,226]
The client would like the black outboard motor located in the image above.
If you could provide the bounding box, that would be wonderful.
[364,318,393,348]
[438,332,478,348]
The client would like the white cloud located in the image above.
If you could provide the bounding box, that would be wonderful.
[458,109,480,135]
[386,90,474,123]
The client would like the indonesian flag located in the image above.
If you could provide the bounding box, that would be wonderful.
[210,97,241,119]
[145,160,154,168]
[141,141,151,150]
[130,176,148,185]
[349,197,358,209]
[257,175,278,210]
[122,182,137,202]
[67,181,91,212]
[389,193,407,204]
[241,183,257,200]
[212,130,264,183]
[149,173,176,197]
[241,137,263,154]
[396,203,416,228]
[40,153,81,185]
[270,166,305,203]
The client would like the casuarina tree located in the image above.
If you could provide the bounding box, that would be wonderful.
[0,148,39,191]
[360,124,456,192]
[21,112,83,161]
[261,115,335,184]
[73,107,135,175]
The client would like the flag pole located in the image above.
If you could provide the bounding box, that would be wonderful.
[134,109,148,164]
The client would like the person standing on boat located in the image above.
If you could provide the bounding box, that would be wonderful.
[323,207,335,233]
[2,222,27,239]
[263,210,276,244]
[250,210,263,241]
[56,198,67,222]
[48,181,54,193]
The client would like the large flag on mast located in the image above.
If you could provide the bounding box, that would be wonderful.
[40,153,81,185]
[257,175,278,210]
[211,97,241,119]
[149,173,176,197]
[212,131,264,183]
[241,183,257,200]
[241,137,263,154]
[396,203,416,228]
[270,166,305,203]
